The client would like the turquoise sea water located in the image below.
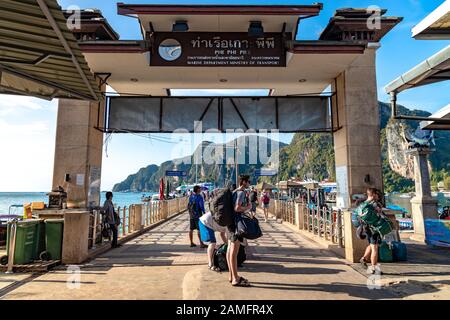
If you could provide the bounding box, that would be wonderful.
[0,192,153,214]
[1,191,447,216]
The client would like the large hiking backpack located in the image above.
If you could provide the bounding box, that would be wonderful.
[370,216,394,237]
[357,201,380,226]
[211,188,235,227]
[356,201,394,237]
[213,243,246,271]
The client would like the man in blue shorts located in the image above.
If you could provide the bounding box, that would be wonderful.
[188,186,207,248]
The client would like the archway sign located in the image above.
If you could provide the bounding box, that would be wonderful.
[79,4,388,134]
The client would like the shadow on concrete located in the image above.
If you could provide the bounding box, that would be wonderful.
[401,240,450,264]
[249,281,400,300]
[386,279,442,299]
[243,263,344,275]
[250,255,346,265]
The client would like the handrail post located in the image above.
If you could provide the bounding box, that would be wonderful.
[92,210,98,249]
[337,210,343,248]
[6,220,18,274]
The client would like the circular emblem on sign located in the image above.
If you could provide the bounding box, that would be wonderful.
[158,39,182,61]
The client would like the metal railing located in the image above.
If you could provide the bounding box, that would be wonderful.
[273,199,345,248]
[301,202,344,247]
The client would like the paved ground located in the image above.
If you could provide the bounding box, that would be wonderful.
[350,235,450,300]
[0,212,447,300]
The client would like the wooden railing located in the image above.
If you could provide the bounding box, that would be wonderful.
[89,197,188,247]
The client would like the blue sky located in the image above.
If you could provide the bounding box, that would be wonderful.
[0,0,449,191]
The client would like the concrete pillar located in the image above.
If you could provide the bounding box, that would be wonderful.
[406,148,438,242]
[294,203,302,228]
[332,46,383,209]
[343,211,367,262]
[297,203,305,230]
[52,95,105,208]
[161,201,169,220]
[62,210,90,264]
[274,201,281,219]
[133,204,144,231]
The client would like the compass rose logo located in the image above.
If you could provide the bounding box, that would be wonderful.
[158,39,182,61]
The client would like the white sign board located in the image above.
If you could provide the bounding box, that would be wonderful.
[88,166,101,206]
[335,165,349,209]
[76,174,85,186]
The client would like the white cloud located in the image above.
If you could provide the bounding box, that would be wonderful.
[0,95,57,192]
[0,94,57,117]
[0,119,50,136]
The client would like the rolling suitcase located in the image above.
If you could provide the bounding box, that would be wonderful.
[378,241,393,263]
[391,241,408,262]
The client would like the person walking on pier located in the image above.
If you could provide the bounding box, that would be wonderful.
[188,186,207,248]
[250,187,258,218]
[261,189,271,222]
[227,175,252,287]
[102,192,121,249]
[359,188,384,274]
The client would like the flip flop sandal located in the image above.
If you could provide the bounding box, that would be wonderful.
[231,277,251,287]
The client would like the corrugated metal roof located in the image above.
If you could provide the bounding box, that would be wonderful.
[412,0,450,40]
[384,45,450,94]
[420,104,450,130]
[0,0,101,100]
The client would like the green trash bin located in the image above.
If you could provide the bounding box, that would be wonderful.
[33,220,46,260]
[6,220,40,265]
[43,219,64,261]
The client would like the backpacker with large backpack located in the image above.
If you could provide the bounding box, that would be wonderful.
[211,188,235,227]
[356,201,394,237]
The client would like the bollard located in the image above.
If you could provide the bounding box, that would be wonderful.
[6,220,18,274]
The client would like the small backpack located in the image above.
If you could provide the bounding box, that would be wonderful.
[250,191,257,203]
[188,196,198,218]
[211,188,235,227]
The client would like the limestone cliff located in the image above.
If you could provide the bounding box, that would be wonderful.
[385,120,415,179]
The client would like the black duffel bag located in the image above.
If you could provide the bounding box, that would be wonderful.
[236,213,263,240]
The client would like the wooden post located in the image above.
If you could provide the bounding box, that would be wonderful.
[122,207,126,236]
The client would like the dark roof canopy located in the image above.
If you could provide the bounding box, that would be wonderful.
[320,8,403,42]
[0,0,101,100]
[117,3,324,16]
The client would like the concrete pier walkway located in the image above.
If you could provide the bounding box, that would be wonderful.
[0,212,444,300]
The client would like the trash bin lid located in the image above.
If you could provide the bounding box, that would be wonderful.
[16,219,42,225]
[44,219,65,224]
